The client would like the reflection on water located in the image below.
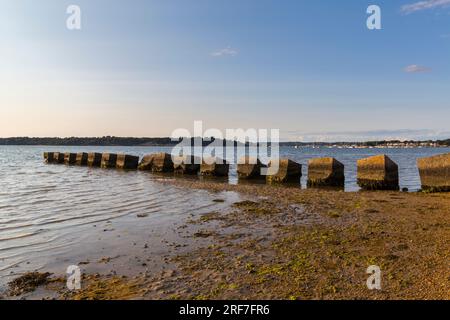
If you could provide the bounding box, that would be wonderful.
[0,145,448,288]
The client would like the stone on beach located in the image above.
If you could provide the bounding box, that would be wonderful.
[357,155,399,190]
[237,156,266,179]
[75,152,88,166]
[101,153,118,169]
[64,153,77,165]
[200,157,230,177]
[266,159,302,184]
[138,153,174,172]
[87,153,102,167]
[417,153,450,192]
[173,155,201,175]
[307,157,344,187]
[116,154,139,170]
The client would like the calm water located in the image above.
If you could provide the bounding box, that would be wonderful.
[0,145,448,289]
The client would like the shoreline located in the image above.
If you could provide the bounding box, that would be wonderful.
[3,179,449,300]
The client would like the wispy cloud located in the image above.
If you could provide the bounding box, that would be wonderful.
[211,47,238,57]
[403,64,432,73]
[283,129,450,142]
[401,0,450,14]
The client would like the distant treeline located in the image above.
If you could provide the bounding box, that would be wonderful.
[0,137,179,146]
[0,136,240,146]
[0,137,448,147]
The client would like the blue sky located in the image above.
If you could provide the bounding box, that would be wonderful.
[0,0,449,141]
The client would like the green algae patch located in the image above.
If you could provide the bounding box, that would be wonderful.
[62,275,139,300]
[232,200,275,215]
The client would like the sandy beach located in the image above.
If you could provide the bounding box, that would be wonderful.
[4,178,449,300]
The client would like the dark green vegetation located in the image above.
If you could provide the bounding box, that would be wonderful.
[0,136,180,146]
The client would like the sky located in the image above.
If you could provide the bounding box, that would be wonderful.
[0,0,449,141]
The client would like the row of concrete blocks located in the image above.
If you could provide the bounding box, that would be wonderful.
[43,152,450,192]
[44,152,140,169]
[44,152,227,174]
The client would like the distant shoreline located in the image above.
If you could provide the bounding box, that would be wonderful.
[0,136,449,148]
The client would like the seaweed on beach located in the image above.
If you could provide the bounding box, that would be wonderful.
[8,272,52,296]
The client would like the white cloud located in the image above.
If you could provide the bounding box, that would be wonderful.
[211,47,238,57]
[403,64,432,73]
[401,0,450,14]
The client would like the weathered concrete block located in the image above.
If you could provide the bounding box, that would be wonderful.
[266,159,302,184]
[64,153,77,165]
[200,157,229,177]
[237,156,266,179]
[138,153,174,172]
[87,153,102,167]
[75,152,88,166]
[43,152,54,163]
[53,152,65,164]
[101,153,118,169]
[116,154,139,170]
[357,155,399,190]
[417,153,450,192]
[307,157,344,187]
[173,155,201,175]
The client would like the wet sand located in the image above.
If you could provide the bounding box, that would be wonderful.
[2,179,449,300]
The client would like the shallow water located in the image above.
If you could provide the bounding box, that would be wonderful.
[0,145,448,290]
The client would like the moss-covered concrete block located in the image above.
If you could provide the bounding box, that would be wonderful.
[357,155,399,190]
[173,155,201,175]
[87,153,102,167]
[417,153,450,192]
[307,157,344,187]
[75,152,88,166]
[53,152,65,164]
[139,153,174,172]
[200,157,229,177]
[237,156,266,180]
[116,154,139,170]
[43,152,54,163]
[64,153,77,165]
[266,159,302,184]
[101,153,118,169]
